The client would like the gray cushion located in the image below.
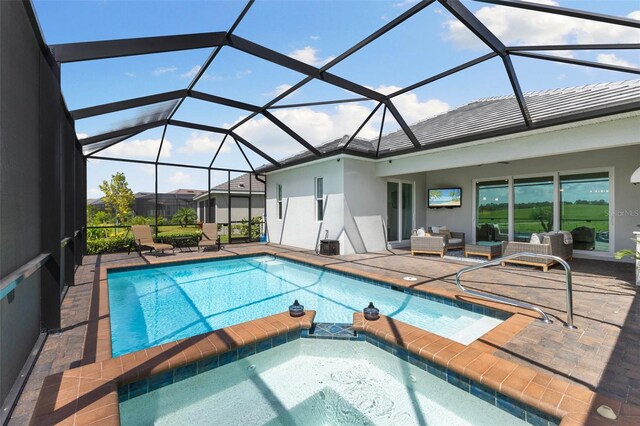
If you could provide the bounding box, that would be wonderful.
[449,238,463,245]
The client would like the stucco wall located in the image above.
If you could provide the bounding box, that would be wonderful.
[423,145,640,258]
[266,159,344,251]
[266,157,428,254]
[342,159,386,253]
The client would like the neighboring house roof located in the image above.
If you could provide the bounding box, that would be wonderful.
[193,173,266,201]
[257,80,640,172]
[91,189,205,205]
[167,188,205,196]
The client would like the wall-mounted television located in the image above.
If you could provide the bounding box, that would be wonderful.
[428,187,462,208]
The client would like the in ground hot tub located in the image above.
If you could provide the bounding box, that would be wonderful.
[119,339,556,425]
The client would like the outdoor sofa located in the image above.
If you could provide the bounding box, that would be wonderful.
[501,232,572,272]
[411,226,465,257]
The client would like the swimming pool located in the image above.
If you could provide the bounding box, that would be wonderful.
[108,255,505,357]
[119,339,535,425]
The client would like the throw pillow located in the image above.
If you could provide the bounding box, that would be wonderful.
[417,228,426,237]
[558,230,573,244]
[431,226,441,234]
[530,233,542,244]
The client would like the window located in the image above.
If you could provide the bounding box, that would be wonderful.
[474,169,612,253]
[315,178,323,221]
[207,197,215,223]
[560,172,609,252]
[277,184,283,220]
[476,180,509,242]
[514,176,554,241]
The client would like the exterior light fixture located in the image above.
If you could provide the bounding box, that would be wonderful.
[289,300,304,317]
[363,302,380,321]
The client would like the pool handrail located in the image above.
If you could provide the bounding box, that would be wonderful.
[455,252,576,329]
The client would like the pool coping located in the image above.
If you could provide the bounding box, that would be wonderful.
[30,311,315,425]
[30,248,639,425]
[101,249,527,359]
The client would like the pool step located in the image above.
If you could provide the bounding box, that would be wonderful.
[302,323,364,341]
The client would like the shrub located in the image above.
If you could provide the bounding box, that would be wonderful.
[86,236,134,255]
[86,229,203,254]
[156,229,202,247]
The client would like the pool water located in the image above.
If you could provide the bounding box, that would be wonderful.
[119,339,528,426]
[108,255,503,357]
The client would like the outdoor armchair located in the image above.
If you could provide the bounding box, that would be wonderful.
[130,225,174,255]
[198,223,222,252]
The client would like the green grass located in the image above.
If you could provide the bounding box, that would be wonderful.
[479,204,609,233]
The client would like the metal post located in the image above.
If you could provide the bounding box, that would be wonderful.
[249,173,252,242]
[207,168,211,223]
[154,164,158,238]
[227,170,231,243]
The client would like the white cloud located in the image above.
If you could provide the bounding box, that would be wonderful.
[596,53,637,69]
[178,131,231,155]
[153,66,177,76]
[231,87,448,158]
[309,35,320,40]
[124,72,135,78]
[235,69,252,79]
[375,85,450,123]
[168,171,194,186]
[443,1,640,49]
[229,105,376,157]
[266,84,293,98]
[288,46,336,67]
[180,65,201,79]
[102,138,172,158]
[393,0,418,7]
[138,165,156,176]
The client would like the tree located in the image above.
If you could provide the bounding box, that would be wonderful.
[530,206,553,232]
[173,207,197,228]
[99,172,135,225]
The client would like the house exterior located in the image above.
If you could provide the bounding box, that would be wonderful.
[193,173,265,225]
[89,188,204,220]
[261,81,640,259]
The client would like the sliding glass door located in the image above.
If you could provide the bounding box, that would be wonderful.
[474,170,611,253]
[560,172,610,252]
[387,182,399,241]
[476,180,509,242]
[387,181,414,242]
[513,176,554,241]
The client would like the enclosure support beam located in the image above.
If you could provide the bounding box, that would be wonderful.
[51,32,228,62]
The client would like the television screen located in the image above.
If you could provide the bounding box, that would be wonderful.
[428,188,462,208]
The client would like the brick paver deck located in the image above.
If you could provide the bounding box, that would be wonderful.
[9,243,639,425]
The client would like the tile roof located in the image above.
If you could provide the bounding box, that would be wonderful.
[211,173,265,193]
[258,80,640,171]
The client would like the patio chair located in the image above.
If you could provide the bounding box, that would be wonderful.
[130,225,174,255]
[198,222,222,252]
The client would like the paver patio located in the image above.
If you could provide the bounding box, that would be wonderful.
[9,243,638,425]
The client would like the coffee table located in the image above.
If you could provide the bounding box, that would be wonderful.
[465,242,502,260]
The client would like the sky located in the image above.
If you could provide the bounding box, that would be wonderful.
[32,0,640,199]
